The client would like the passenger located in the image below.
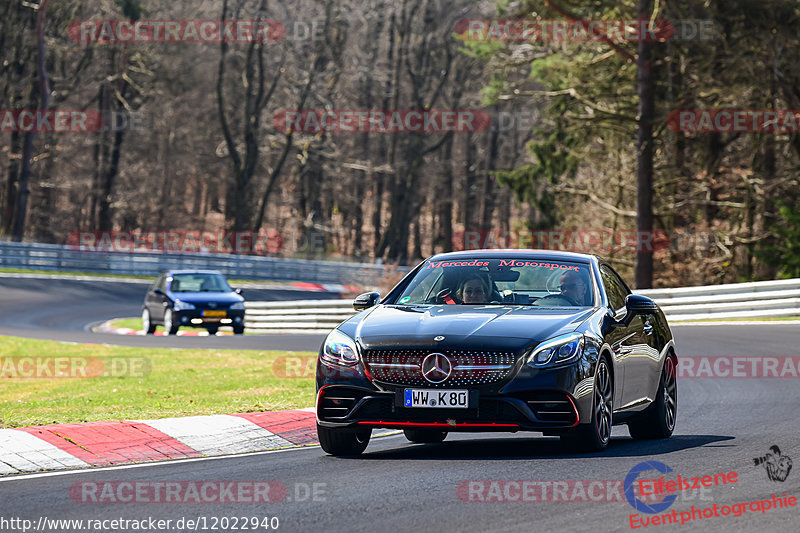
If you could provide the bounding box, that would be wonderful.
[457,275,490,304]
[559,270,590,305]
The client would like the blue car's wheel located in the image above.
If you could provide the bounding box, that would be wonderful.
[142,308,156,334]
[164,309,179,335]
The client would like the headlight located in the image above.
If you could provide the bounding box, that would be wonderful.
[173,300,195,311]
[321,330,359,366]
[527,333,584,367]
[230,302,245,310]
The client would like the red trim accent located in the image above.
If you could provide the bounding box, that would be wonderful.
[362,363,374,381]
[565,395,580,426]
[356,421,519,428]
[443,294,456,305]
[315,385,333,419]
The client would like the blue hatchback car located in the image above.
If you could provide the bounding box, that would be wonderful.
[142,270,245,335]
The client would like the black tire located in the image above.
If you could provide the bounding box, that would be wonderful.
[206,326,219,335]
[628,355,677,440]
[164,309,179,335]
[233,325,245,335]
[317,424,371,456]
[562,357,613,452]
[142,308,156,334]
[403,429,447,443]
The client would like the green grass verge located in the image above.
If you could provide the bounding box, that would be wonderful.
[106,317,147,330]
[0,335,316,428]
[104,317,262,335]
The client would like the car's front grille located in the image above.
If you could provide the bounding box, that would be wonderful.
[195,303,230,310]
[362,348,517,387]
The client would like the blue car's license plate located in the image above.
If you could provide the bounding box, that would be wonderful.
[404,388,469,408]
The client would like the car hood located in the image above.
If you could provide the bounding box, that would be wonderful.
[168,292,243,305]
[348,304,594,352]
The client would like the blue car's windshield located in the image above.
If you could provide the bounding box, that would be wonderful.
[395,258,594,307]
[169,273,232,293]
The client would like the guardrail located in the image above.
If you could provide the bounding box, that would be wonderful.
[637,278,800,321]
[244,278,800,333]
[0,241,406,284]
[245,299,357,334]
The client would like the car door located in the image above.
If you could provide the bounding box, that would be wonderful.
[599,265,645,410]
[147,274,168,321]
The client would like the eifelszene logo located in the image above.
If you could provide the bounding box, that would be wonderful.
[625,461,678,514]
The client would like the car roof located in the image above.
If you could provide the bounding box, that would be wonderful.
[427,249,599,263]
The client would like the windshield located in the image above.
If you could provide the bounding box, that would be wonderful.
[395,258,594,307]
[169,273,232,293]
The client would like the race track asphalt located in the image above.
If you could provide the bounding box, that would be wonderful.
[1,275,799,532]
[0,276,328,351]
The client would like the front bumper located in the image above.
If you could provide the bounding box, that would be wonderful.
[316,355,597,433]
[173,309,245,328]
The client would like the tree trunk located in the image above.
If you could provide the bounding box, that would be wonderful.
[435,135,454,252]
[2,131,21,235]
[634,0,655,289]
[12,0,49,241]
[480,114,500,229]
[462,134,476,230]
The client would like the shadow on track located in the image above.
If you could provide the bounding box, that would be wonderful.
[343,434,735,461]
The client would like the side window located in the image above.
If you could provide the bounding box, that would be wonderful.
[600,265,629,312]
[155,274,167,292]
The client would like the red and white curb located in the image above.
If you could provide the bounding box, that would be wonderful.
[290,282,362,293]
[0,408,318,476]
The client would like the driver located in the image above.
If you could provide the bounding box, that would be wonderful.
[559,270,590,306]
[457,275,490,304]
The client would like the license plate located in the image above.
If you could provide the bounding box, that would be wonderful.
[404,389,469,409]
[202,310,226,317]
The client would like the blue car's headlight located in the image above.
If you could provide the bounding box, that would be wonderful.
[527,333,584,367]
[173,300,196,311]
[321,330,359,366]
[230,302,245,310]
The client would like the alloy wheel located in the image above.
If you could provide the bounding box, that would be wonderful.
[663,357,677,431]
[594,361,612,444]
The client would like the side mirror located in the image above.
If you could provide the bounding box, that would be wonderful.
[153,288,165,296]
[353,291,381,311]
[617,294,658,326]
[234,288,243,295]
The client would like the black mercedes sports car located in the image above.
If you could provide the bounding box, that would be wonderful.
[315,250,677,455]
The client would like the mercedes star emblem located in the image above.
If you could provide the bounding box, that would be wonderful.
[434,335,445,342]
[421,353,452,383]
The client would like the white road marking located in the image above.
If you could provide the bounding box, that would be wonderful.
[143,414,294,454]
[0,429,90,473]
